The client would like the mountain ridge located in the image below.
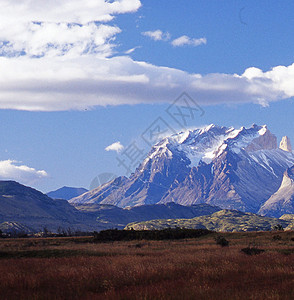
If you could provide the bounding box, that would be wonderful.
[0,181,100,232]
[70,124,294,215]
[47,186,88,200]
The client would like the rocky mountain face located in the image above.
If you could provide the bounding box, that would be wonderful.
[70,124,294,214]
[258,166,294,217]
[279,136,292,152]
[47,186,88,200]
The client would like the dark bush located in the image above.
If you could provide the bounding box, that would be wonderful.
[273,224,284,231]
[272,235,282,241]
[241,247,265,255]
[93,228,212,242]
[215,236,229,247]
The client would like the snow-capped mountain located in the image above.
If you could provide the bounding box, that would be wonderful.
[258,165,294,217]
[70,124,294,213]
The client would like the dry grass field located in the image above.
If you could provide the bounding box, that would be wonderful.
[0,231,293,300]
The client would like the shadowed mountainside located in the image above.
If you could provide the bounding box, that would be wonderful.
[47,186,88,200]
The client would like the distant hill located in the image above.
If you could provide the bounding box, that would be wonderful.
[0,221,34,234]
[0,180,223,232]
[2,180,293,233]
[73,202,222,229]
[280,214,294,230]
[125,210,293,232]
[47,186,88,200]
[0,181,101,232]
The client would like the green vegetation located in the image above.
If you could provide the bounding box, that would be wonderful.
[280,214,294,229]
[125,209,294,231]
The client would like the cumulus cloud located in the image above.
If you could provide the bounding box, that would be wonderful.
[0,160,48,185]
[0,23,121,58]
[105,142,124,153]
[142,30,171,41]
[0,0,141,24]
[0,0,293,111]
[0,0,141,58]
[171,36,207,47]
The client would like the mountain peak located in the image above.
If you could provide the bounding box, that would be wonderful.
[244,125,277,152]
[47,186,88,200]
[258,165,294,217]
[279,136,292,152]
[149,124,277,167]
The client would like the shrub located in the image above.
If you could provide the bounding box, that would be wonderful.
[241,247,265,255]
[273,224,284,231]
[93,228,212,242]
[215,236,229,247]
[272,235,282,241]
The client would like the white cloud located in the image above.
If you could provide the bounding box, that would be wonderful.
[0,0,141,58]
[0,23,121,58]
[0,160,48,185]
[124,46,141,54]
[0,1,293,111]
[105,142,124,153]
[0,0,141,24]
[0,55,293,110]
[142,30,171,41]
[171,36,207,47]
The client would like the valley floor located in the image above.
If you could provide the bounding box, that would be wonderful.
[0,231,293,300]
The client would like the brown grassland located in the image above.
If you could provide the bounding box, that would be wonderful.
[0,231,293,300]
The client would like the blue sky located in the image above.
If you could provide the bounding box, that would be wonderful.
[0,0,293,192]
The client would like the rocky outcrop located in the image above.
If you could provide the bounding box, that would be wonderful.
[245,126,277,151]
[258,166,294,217]
[279,136,292,152]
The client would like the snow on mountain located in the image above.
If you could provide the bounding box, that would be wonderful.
[258,165,294,217]
[70,124,294,213]
[140,124,276,168]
